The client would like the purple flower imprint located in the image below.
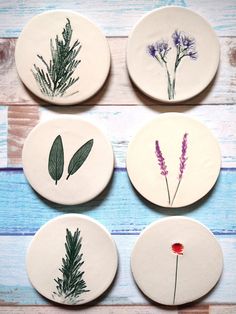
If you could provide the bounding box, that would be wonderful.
[155,140,168,176]
[172,30,197,61]
[171,133,189,206]
[179,133,188,179]
[155,140,170,204]
[146,30,198,100]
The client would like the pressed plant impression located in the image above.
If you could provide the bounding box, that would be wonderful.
[155,133,188,206]
[53,228,90,304]
[147,30,197,100]
[48,135,94,185]
[155,140,170,204]
[32,18,82,98]
[172,242,184,304]
[171,133,188,206]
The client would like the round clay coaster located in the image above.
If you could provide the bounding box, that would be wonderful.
[26,214,118,305]
[15,10,110,105]
[131,217,223,306]
[126,7,220,103]
[126,113,221,208]
[22,118,114,205]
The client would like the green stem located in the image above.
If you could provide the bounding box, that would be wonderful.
[173,255,179,304]
[165,176,171,205]
[66,173,70,180]
[171,179,181,206]
[164,63,172,100]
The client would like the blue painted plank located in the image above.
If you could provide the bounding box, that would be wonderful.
[0,169,235,235]
[0,1,236,37]
[0,235,235,305]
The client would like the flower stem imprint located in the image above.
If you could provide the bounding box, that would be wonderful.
[172,243,184,304]
[147,30,197,100]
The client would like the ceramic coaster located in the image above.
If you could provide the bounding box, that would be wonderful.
[22,118,114,205]
[26,214,118,305]
[131,217,223,306]
[126,7,220,102]
[15,10,110,105]
[126,113,221,208]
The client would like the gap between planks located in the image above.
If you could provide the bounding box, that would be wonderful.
[0,37,235,106]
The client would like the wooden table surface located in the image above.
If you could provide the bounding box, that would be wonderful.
[0,1,236,313]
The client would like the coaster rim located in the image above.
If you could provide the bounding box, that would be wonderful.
[131,216,224,306]
[26,213,118,305]
[126,6,220,103]
[15,9,111,105]
[126,112,221,208]
[22,117,115,205]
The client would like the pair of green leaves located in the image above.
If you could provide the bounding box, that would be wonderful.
[48,135,94,185]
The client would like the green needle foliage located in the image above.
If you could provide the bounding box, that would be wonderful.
[53,228,90,304]
[32,18,82,98]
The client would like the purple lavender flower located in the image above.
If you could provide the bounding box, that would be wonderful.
[155,140,168,176]
[172,30,181,47]
[171,133,189,206]
[155,140,170,204]
[179,133,188,179]
[147,44,156,57]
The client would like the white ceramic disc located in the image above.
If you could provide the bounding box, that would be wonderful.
[126,113,221,208]
[27,214,118,305]
[131,217,223,305]
[22,118,114,205]
[126,7,220,103]
[15,10,110,105]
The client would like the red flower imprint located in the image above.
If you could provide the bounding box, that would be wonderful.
[172,242,184,255]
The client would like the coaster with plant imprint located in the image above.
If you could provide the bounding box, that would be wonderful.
[26,214,118,305]
[126,113,221,208]
[15,10,110,105]
[22,118,114,205]
[131,216,223,305]
[126,7,220,103]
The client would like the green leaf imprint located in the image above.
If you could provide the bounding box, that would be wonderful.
[53,228,90,304]
[48,135,64,185]
[32,18,82,98]
[67,139,94,180]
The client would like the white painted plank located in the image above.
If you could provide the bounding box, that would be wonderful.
[0,1,236,37]
[39,104,236,168]
[0,235,235,305]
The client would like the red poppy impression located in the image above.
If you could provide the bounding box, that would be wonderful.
[172,242,184,255]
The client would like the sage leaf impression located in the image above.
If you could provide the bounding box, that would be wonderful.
[48,135,64,185]
[67,139,94,180]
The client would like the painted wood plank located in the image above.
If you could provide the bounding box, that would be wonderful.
[7,106,39,167]
[0,305,178,314]
[0,106,7,167]
[0,305,235,314]
[0,38,236,106]
[5,104,236,168]
[0,1,236,37]
[0,169,235,235]
[0,235,235,305]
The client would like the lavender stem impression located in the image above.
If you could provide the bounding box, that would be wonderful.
[147,30,197,100]
[155,140,170,205]
[171,133,188,206]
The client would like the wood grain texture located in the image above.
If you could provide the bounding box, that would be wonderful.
[0,235,235,305]
[0,1,236,37]
[5,104,236,168]
[7,106,39,166]
[0,305,235,314]
[0,37,236,106]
